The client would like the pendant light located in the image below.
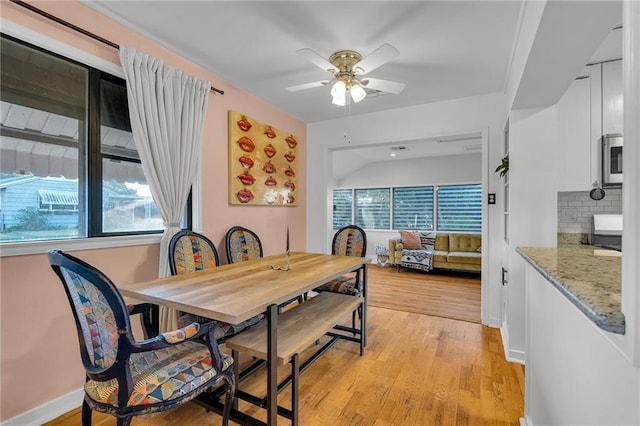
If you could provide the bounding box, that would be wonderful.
[350,83,366,103]
[331,79,367,106]
[331,80,347,106]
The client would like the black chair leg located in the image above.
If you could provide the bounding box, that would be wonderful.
[221,371,236,426]
[116,417,132,426]
[81,400,91,426]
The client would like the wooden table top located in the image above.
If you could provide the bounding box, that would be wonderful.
[118,252,369,324]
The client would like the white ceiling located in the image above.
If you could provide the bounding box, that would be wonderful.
[85,1,522,124]
[82,1,621,174]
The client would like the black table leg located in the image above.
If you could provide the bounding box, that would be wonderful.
[362,263,368,347]
[232,349,240,411]
[267,304,278,425]
[291,353,299,426]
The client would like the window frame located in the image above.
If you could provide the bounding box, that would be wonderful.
[354,187,391,230]
[0,27,196,257]
[332,188,354,229]
[392,185,435,231]
[332,182,482,233]
[435,183,482,233]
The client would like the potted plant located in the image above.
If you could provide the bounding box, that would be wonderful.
[495,155,509,177]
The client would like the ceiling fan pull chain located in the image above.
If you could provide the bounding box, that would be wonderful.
[344,101,352,144]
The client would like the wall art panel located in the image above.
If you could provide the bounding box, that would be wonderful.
[228,110,298,206]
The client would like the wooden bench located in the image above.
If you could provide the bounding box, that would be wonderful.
[226,291,365,425]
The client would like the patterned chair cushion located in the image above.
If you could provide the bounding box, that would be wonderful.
[85,340,233,407]
[160,322,200,344]
[314,275,360,296]
[333,229,365,257]
[172,235,218,274]
[178,313,265,340]
[63,268,118,369]
[227,230,261,262]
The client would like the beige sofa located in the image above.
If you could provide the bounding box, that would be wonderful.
[389,232,482,272]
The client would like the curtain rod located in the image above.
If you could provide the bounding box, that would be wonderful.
[10,0,225,95]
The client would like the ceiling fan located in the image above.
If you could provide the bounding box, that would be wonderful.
[286,43,406,106]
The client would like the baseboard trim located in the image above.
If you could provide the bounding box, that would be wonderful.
[1,388,83,426]
[506,349,526,364]
[500,324,526,364]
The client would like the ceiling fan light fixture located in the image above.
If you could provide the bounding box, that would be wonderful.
[331,80,346,98]
[350,83,366,103]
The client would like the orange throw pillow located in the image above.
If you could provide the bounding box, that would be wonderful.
[399,230,422,250]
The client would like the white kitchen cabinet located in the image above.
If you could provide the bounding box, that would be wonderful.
[557,74,592,192]
[556,60,622,192]
[602,59,624,135]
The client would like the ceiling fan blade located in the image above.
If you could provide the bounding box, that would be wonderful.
[296,48,338,73]
[285,80,330,92]
[360,78,406,94]
[354,43,400,75]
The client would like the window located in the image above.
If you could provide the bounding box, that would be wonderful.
[436,184,482,232]
[332,183,481,232]
[393,186,434,230]
[332,188,353,229]
[355,188,390,230]
[37,189,79,213]
[0,35,169,243]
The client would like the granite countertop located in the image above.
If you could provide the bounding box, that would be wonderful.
[516,246,624,334]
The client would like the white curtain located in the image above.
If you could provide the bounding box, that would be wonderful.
[119,46,211,331]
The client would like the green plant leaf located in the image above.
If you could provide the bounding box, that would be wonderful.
[494,155,509,177]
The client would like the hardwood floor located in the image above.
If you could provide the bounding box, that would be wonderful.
[367,266,481,323]
[46,267,523,426]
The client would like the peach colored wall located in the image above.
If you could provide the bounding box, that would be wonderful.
[0,1,306,421]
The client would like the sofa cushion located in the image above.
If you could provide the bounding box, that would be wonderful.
[447,251,482,265]
[432,250,449,263]
[435,233,450,251]
[449,234,481,252]
[399,230,422,249]
[418,231,437,250]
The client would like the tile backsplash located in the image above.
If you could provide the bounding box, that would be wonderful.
[558,188,623,238]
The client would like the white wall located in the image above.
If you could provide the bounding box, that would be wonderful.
[525,266,639,425]
[505,106,558,362]
[335,153,481,187]
[333,153,482,260]
[307,92,507,327]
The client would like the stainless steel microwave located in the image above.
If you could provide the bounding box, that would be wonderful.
[602,134,623,186]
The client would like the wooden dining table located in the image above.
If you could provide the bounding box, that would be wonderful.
[117,251,369,426]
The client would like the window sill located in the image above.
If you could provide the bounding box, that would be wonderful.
[0,234,162,257]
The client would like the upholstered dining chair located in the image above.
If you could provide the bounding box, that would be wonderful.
[47,249,235,426]
[224,226,302,311]
[224,226,263,264]
[169,229,220,275]
[169,230,264,340]
[313,225,367,323]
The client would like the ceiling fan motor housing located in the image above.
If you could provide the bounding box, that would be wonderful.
[329,50,362,84]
